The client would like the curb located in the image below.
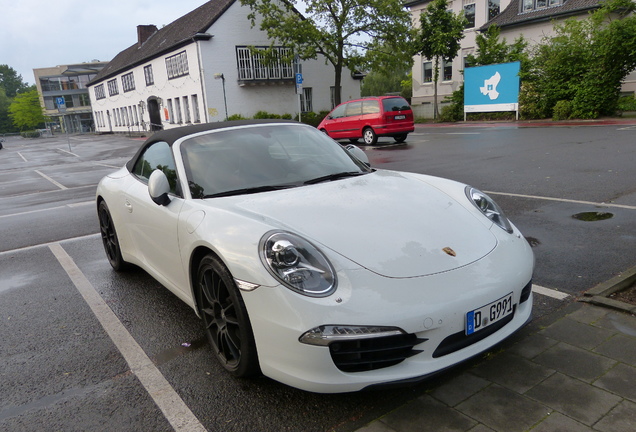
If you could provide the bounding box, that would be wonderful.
[580,264,636,314]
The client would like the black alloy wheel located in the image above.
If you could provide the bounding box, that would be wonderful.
[98,201,128,271]
[363,127,378,145]
[197,255,260,377]
[393,134,408,143]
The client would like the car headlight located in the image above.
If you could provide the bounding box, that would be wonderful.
[466,186,513,233]
[259,231,337,297]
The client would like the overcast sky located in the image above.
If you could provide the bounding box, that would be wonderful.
[0,0,211,85]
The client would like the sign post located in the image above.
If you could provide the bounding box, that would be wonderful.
[56,97,71,151]
[295,73,303,123]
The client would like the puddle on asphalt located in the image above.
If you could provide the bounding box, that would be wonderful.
[152,337,208,366]
[572,212,614,222]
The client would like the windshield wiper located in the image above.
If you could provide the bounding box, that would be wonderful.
[303,171,367,185]
[204,185,295,198]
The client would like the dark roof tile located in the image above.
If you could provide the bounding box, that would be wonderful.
[482,0,602,30]
[92,0,236,84]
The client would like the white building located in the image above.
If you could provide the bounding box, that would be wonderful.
[406,0,636,118]
[88,0,361,133]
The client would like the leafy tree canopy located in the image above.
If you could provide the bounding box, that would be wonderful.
[240,0,414,105]
[414,0,466,118]
[8,89,45,131]
[0,65,29,98]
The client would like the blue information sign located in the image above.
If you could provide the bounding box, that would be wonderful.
[464,62,520,115]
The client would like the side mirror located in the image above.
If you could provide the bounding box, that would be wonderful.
[344,144,370,166]
[148,169,171,206]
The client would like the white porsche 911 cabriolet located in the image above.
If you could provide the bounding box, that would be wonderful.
[96,119,533,393]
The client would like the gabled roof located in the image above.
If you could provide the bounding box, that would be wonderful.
[482,0,603,30]
[91,0,236,85]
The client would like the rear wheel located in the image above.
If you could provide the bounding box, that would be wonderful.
[363,127,377,145]
[196,254,260,377]
[98,201,129,271]
[393,134,408,143]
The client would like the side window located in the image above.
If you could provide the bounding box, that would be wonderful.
[362,100,380,115]
[330,104,346,118]
[132,141,179,194]
[345,101,362,117]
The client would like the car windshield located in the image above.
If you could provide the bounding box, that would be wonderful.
[179,123,371,198]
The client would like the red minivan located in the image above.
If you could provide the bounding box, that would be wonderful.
[317,96,415,145]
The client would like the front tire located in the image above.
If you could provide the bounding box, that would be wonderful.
[98,200,129,271]
[196,254,260,377]
[363,127,378,145]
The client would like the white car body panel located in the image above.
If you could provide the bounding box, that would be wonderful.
[96,121,534,393]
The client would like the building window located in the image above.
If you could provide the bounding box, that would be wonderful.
[423,61,433,83]
[522,0,561,11]
[144,65,154,86]
[95,84,105,100]
[442,60,452,81]
[122,72,135,92]
[236,46,294,81]
[300,88,313,113]
[191,94,200,122]
[463,3,475,28]
[166,51,189,79]
[133,106,139,125]
[174,97,182,123]
[183,96,191,123]
[167,99,174,124]
[79,94,91,106]
[488,0,500,20]
[107,79,119,96]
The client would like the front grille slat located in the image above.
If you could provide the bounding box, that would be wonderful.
[329,334,426,373]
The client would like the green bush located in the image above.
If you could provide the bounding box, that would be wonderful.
[552,100,573,121]
[227,114,247,121]
[253,110,281,119]
[20,130,41,138]
[618,95,636,111]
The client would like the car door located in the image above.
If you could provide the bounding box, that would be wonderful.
[125,141,189,296]
[323,104,347,138]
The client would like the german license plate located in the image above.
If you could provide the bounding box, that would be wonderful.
[394,115,406,120]
[466,292,513,335]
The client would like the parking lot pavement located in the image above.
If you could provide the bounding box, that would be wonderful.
[356,298,636,432]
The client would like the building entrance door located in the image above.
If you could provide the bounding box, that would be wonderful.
[147,98,162,131]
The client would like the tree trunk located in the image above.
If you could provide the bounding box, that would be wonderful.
[334,62,343,107]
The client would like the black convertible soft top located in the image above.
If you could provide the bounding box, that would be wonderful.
[125,119,300,172]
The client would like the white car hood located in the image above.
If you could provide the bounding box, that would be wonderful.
[216,170,497,278]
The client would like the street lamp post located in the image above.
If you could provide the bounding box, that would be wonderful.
[214,73,228,121]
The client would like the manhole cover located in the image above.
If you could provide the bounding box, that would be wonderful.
[572,212,614,222]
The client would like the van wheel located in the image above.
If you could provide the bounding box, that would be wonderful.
[394,134,408,143]
[363,128,377,145]
[320,129,329,135]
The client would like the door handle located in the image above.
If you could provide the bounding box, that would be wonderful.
[124,200,133,213]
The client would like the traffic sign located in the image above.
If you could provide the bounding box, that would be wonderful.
[295,73,303,94]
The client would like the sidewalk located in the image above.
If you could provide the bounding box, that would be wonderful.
[356,278,636,432]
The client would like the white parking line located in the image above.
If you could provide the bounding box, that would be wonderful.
[532,285,570,300]
[17,152,28,162]
[485,191,636,211]
[57,148,80,157]
[48,243,206,432]
[34,170,67,190]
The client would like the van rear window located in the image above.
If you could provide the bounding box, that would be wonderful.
[382,97,410,112]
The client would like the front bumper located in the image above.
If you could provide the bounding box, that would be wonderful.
[242,229,534,393]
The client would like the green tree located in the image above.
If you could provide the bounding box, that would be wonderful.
[465,25,528,68]
[527,0,636,119]
[0,65,29,98]
[361,67,412,99]
[0,86,16,133]
[414,0,466,119]
[8,89,45,131]
[240,0,414,106]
